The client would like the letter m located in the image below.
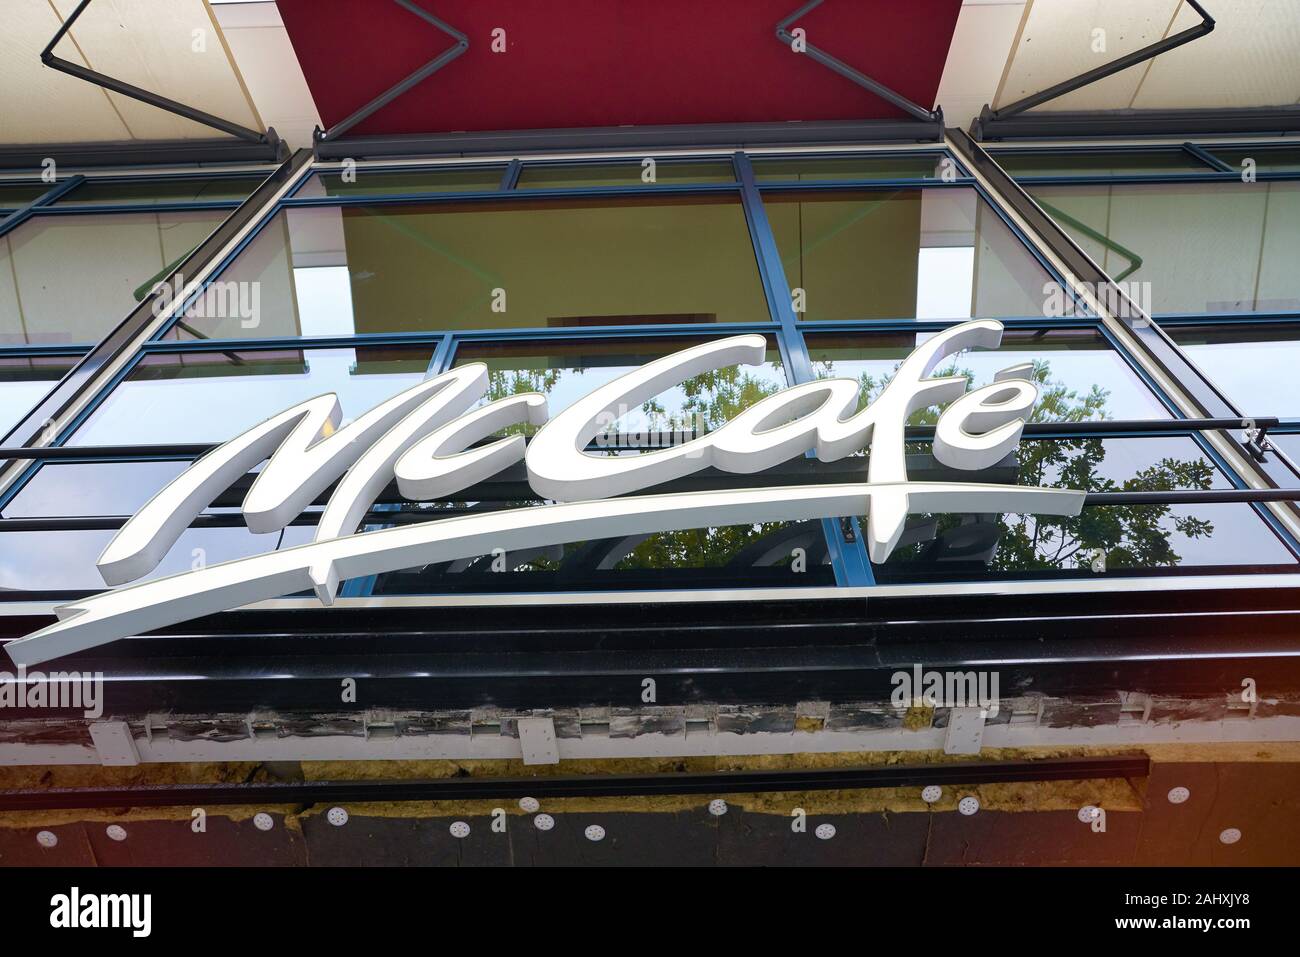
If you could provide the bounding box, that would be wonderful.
[96,370,484,586]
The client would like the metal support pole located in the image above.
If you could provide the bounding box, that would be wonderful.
[983,0,1215,122]
[314,0,468,146]
[775,0,942,127]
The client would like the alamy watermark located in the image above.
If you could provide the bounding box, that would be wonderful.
[891,664,1000,717]
[151,272,262,329]
[1043,277,1152,322]
[0,665,103,718]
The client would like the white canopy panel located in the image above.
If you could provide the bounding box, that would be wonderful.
[0,0,262,145]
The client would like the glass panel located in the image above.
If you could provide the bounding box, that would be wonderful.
[991,149,1210,178]
[0,525,316,593]
[1027,181,1300,314]
[767,187,1054,322]
[69,344,437,446]
[4,460,191,517]
[752,154,955,181]
[163,196,770,340]
[1272,432,1300,466]
[366,514,836,595]
[1165,323,1300,417]
[516,161,734,189]
[871,436,1295,582]
[804,327,1169,421]
[1209,146,1300,174]
[0,210,227,346]
[0,183,50,209]
[0,354,79,439]
[296,166,507,198]
[57,176,262,206]
[452,335,787,437]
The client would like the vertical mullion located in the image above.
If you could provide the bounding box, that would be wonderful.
[734,151,875,586]
[500,159,522,190]
[344,333,457,598]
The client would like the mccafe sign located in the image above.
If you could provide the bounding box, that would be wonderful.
[6,319,1083,667]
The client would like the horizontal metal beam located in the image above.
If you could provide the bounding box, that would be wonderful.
[0,137,287,170]
[974,105,1300,142]
[0,418,1279,462]
[0,755,1150,809]
[313,118,945,161]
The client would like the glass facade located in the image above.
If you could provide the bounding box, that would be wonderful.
[0,144,1296,599]
[0,169,268,443]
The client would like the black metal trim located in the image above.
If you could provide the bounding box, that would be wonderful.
[3,587,1299,711]
[0,138,286,171]
[313,118,945,161]
[41,0,278,150]
[0,756,1150,810]
[974,105,1300,141]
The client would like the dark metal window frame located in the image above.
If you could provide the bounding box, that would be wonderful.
[0,142,1296,604]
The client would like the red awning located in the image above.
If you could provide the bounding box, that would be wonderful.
[276,0,962,137]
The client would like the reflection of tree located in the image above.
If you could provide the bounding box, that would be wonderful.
[465,352,1215,573]
[858,358,1215,571]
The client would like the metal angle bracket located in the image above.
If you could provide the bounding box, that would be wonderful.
[944,707,987,756]
[775,0,943,134]
[313,0,469,149]
[974,0,1216,139]
[41,0,282,154]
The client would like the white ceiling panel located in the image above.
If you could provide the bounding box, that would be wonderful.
[49,0,262,139]
[1,0,262,146]
[0,1,132,144]
[995,0,1184,112]
[1132,0,1300,109]
[994,0,1300,113]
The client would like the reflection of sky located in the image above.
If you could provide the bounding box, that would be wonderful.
[1175,338,1300,418]
[915,247,974,319]
[71,350,432,445]
[814,339,1168,421]
[0,381,61,439]
[0,525,316,592]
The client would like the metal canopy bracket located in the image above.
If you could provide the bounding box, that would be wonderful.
[775,0,943,139]
[40,0,284,160]
[974,0,1231,140]
[313,0,469,150]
